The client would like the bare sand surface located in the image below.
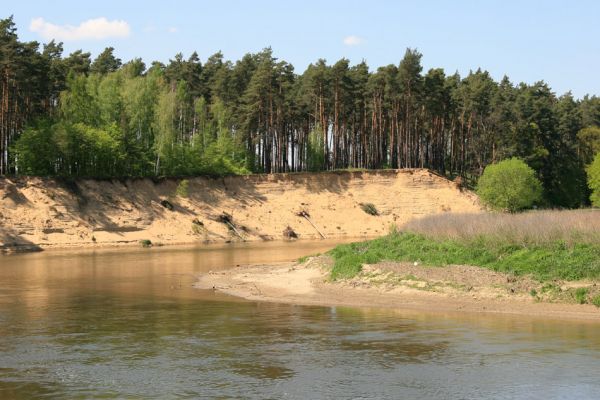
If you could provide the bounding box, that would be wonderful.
[0,169,480,252]
[195,256,600,322]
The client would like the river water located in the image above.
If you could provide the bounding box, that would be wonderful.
[0,241,599,399]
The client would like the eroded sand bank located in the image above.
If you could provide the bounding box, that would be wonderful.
[1,169,480,252]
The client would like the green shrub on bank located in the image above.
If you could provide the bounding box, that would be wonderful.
[328,232,600,282]
[588,153,600,206]
[477,158,543,212]
[359,203,379,216]
[176,179,190,197]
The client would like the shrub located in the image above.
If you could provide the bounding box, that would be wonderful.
[477,158,543,212]
[359,202,379,216]
[587,153,600,207]
[592,294,600,308]
[139,239,152,248]
[176,179,190,197]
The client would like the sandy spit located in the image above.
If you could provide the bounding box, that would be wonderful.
[195,257,600,322]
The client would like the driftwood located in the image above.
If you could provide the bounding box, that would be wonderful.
[283,226,298,239]
[296,210,326,239]
[218,212,244,239]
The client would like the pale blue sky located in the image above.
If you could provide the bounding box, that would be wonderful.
[6,0,600,98]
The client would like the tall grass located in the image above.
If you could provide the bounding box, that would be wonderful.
[400,210,600,246]
[328,210,600,282]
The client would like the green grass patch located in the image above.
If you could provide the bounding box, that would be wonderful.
[574,288,589,304]
[328,232,600,282]
[592,294,600,308]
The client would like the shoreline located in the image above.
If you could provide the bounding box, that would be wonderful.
[195,256,600,322]
[0,234,368,254]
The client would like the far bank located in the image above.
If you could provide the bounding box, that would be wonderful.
[0,169,480,253]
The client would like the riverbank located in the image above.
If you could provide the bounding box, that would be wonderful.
[0,169,480,253]
[196,255,600,322]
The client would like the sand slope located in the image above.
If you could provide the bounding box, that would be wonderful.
[0,169,481,252]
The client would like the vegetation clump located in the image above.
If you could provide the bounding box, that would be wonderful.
[139,239,152,248]
[592,294,600,308]
[175,179,190,197]
[160,199,174,210]
[574,288,589,304]
[477,158,543,212]
[359,202,379,216]
[191,218,204,234]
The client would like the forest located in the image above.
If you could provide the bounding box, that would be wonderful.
[1,16,599,207]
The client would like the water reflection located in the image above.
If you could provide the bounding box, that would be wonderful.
[0,241,599,399]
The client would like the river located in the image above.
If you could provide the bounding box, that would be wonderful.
[1,241,599,399]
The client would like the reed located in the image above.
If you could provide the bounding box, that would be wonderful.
[400,210,600,246]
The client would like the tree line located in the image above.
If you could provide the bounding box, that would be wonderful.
[2,16,600,207]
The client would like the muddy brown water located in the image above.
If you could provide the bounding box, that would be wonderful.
[0,241,599,399]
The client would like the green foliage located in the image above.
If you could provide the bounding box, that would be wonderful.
[328,232,600,282]
[359,202,379,216]
[577,126,600,165]
[587,153,600,206]
[175,179,189,197]
[477,158,543,212]
[12,120,56,176]
[90,47,122,75]
[139,239,152,248]
[574,288,589,304]
[592,294,600,308]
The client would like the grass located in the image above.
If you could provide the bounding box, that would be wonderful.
[592,294,600,308]
[574,288,589,304]
[324,209,600,282]
[400,210,600,246]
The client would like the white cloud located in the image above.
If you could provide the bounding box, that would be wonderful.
[168,27,178,33]
[29,17,131,41]
[343,35,365,46]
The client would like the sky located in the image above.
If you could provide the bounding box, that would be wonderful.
[6,0,600,98]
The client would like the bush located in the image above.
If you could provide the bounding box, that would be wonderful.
[477,158,543,212]
[592,294,600,308]
[176,179,189,197]
[359,202,379,216]
[587,153,600,207]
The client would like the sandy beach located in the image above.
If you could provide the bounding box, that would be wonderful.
[196,256,600,322]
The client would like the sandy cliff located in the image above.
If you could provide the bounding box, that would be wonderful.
[0,169,481,252]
